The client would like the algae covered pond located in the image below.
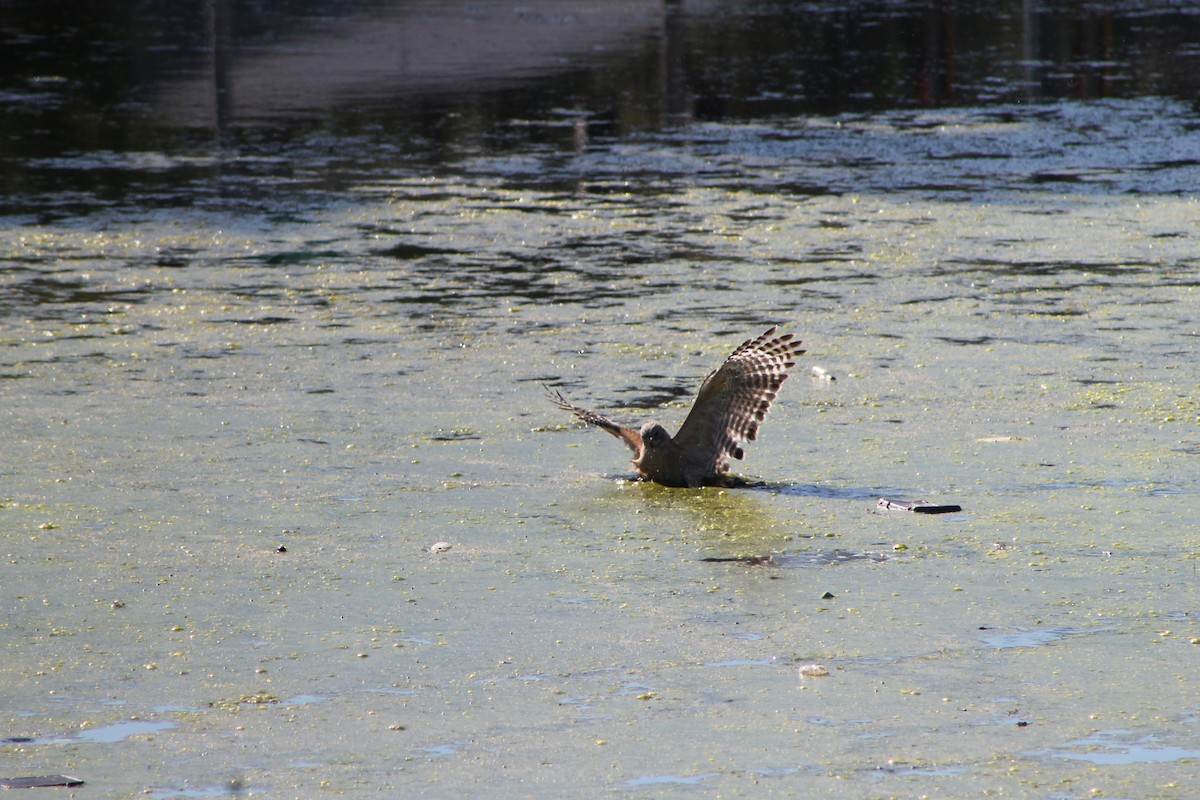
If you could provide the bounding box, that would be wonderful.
[3,1,1200,797]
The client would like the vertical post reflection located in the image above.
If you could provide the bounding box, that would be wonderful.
[662,0,693,129]
[206,0,233,147]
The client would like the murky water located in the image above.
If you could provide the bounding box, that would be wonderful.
[3,1,1199,797]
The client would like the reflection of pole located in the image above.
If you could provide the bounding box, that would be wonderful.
[662,0,692,129]
[1021,0,1036,101]
[1100,13,1113,98]
[920,8,936,106]
[920,3,955,107]
[942,1,955,102]
[207,0,233,147]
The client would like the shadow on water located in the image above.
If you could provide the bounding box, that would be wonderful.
[561,474,894,502]
[736,477,951,510]
[740,480,899,502]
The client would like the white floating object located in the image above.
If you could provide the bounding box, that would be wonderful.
[797,663,830,678]
[810,366,835,381]
[429,542,453,554]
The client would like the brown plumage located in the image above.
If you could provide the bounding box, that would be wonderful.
[547,327,805,487]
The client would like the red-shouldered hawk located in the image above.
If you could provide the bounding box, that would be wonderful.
[548,327,805,487]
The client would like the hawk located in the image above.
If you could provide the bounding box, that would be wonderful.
[547,326,805,487]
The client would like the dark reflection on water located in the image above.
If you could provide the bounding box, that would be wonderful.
[3,0,1200,217]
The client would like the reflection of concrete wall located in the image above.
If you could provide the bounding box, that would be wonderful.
[158,0,664,127]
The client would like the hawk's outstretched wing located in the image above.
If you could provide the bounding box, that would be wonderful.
[545,386,644,456]
[670,327,804,476]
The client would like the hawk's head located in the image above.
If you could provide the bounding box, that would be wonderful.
[639,422,672,450]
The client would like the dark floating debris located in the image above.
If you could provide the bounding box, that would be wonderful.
[428,428,481,442]
[701,551,885,568]
[876,498,963,514]
[0,775,85,789]
[699,554,778,566]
